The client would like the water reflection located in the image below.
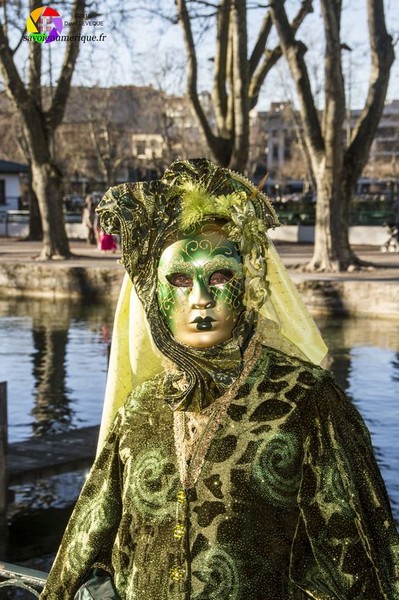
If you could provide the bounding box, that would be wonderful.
[392,353,399,383]
[0,298,114,443]
[31,314,71,437]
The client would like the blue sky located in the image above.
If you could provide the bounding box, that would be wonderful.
[12,1,399,110]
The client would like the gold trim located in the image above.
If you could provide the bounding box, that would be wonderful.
[173,335,261,489]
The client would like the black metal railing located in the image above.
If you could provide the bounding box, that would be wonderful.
[0,561,47,598]
[273,199,394,227]
[0,210,83,237]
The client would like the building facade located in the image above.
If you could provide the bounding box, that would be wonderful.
[0,160,29,211]
[250,100,399,198]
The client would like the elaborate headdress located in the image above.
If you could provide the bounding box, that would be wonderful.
[96,158,327,447]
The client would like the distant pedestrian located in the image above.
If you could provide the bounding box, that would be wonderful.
[97,228,117,253]
[393,196,399,242]
[82,195,96,245]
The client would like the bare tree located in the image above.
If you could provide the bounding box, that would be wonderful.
[0,0,86,258]
[175,0,312,171]
[0,93,44,238]
[54,86,131,192]
[85,88,133,189]
[270,0,395,271]
[56,85,175,190]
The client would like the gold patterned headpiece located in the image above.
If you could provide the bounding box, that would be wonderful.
[97,157,279,314]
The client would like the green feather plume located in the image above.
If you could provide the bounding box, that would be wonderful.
[179,182,247,231]
[179,185,216,230]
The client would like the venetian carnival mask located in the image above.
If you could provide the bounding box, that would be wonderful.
[157,228,245,348]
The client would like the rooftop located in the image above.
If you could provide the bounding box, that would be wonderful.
[0,159,29,174]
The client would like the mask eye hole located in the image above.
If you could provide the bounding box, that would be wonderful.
[167,273,193,288]
[209,269,234,286]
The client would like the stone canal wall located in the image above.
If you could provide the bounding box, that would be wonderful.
[0,262,125,300]
[294,278,398,319]
[0,259,398,318]
[1,239,398,317]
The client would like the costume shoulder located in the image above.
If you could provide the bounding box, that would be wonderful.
[249,343,331,402]
[123,371,165,416]
[257,342,327,376]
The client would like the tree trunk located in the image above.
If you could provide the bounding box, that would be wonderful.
[310,167,354,271]
[0,0,86,259]
[28,190,43,241]
[229,0,249,172]
[176,0,310,170]
[22,107,71,258]
[31,161,71,259]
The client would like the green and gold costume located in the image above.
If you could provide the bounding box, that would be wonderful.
[41,347,399,599]
[40,159,399,599]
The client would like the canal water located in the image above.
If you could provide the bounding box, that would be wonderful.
[0,298,398,568]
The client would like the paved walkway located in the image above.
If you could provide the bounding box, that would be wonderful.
[7,425,99,486]
[1,237,399,280]
[0,238,123,268]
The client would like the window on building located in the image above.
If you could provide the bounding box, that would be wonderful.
[0,180,5,205]
[284,138,293,160]
[136,141,146,157]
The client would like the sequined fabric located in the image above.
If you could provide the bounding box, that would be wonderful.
[40,346,399,599]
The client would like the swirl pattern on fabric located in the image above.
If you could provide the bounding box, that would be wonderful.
[192,547,241,600]
[252,431,301,506]
[130,448,178,518]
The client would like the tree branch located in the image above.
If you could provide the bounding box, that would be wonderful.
[248,11,272,80]
[230,0,249,167]
[88,120,108,183]
[29,0,42,113]
[212,0,231,130]
[0,23,31,116]
[269,0,324,162]
[320,0,345,144]
[249,0,313,110]
[48,0,86,130]
[11,30,27,56]
[344,0,394,181]
[176,0,218,149]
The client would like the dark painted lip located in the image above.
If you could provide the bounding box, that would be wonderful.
[191,315,216,331]
[191,316,216,324]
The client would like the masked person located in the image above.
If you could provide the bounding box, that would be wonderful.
[40,159,399,600]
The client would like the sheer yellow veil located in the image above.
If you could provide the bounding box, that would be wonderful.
[97,273,163,450]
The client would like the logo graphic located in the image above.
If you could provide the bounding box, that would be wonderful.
[26,6,63,44]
